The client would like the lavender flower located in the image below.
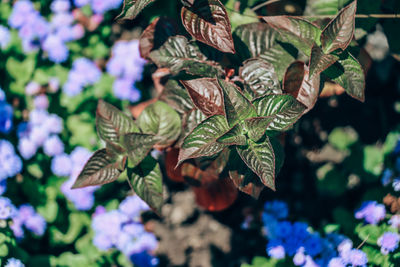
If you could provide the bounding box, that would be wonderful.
[381,169,393,186]
[0,140,22,180]
[328,257,346,267]
[63,58,101,96]
[0,197,16,219]
[0,97,13,134]
[389,215,400,228]
[91,0,123,14]
[51,154,73,177]
[18,138,37,160]
[51,0,71,13]
[347,249,368,266]
[267,245,285,259]
[355,201,386,225]
[43,135,64,157]
[48,77,60,92]
[25,81,41,95]
[5,258,25,267]
[293,247,306,265]
[378,232,400,254]
[0,25,11,49]
[11,204,47,238]
[33,94,49,110]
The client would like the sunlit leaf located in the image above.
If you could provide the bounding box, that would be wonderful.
[217,123,247,145]
[117,0,155,20]
[123,133,157,168]
[72,149,125,188]
[236,138,276,190]
[181,0,235,53]
[217,79,257,127]
[159,80,194,114]
[309,44,339,77]
[244,116,274,141]
[128,156,163,213]
[180,78,224,117]
[321,0,357,53]
[178,108,207,147]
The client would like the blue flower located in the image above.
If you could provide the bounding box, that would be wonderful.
[0,180,7,195]
[263,200,288,220]
[304,233,323,256]
[274,221,292,238]
[4,258,25,267]
[0,98,13,134]
[381,169,393,186]
[130,251,159,267]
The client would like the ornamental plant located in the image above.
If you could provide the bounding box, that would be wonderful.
[72,0,366,212]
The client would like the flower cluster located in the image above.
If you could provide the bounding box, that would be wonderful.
[0,25,11,49]
[11,204,47,239]
[355,201,386,225]
[0,140,23,185]
[92,195,158,266]
[0,88,13,134]
[4,258,25,267]
[62,57,102,96]
[0,197,17,220]
[73,0,123,15]
[106,40,146,102]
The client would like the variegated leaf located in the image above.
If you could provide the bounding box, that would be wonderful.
[123,133,157,168]
[217,123,247,145]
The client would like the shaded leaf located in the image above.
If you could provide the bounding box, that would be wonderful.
[137,101,181,148]
[117,0,155,20]
[72,149,125,188]
[96,100,139,147]
[244,116,274,142]
[263,16,322,56]
[178,115,229,164]
[158,80,193,114]
[259,43,296,81]
[240,58,282,97]
[139,17,177,59]
[229,166,264,198]
[236,138,276,190]
[128,156,163,213]
[217,79,257,127]
[253,94,306,131]
[304,0,351,15]
[180,78,224,117]
[324,51,365,101]
[217,123,247,145]
[149,35,224,76]
[181,0,235,53]
[178,109,207,147]
[309,44,339,77]
[123,133,157,168]
[321,0,357,53]
[283,61,320,111]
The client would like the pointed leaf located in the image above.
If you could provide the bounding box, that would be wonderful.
[259,43,296,81]
[159,80,193,114]
[139,17,177,59]
[137,101,181,148]
[180,78,224,117]
[229,168,264,198]
[117,0,155,20]
[324,51,365,102]
[217,124,247,145]
[181,0,235,53]
[263,16,322,56]
[217,79,257,127]
[149,36,224,76]
[244,117,274,141]
[178,108,207,147]
[321,1,357,53]
[253,94,307,131]
[309,44,339,77]
[236,138,276,190]
[233,22,278,60]
[128,156,163,213]
[283,61,321,112]
[123,133,157,168]
[96,100,139,147]
[240,58,282,97]
[72,149,125,188]
[178,115,229,164]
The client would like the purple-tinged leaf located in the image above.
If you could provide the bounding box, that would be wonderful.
[244,116,274,142]
[217,123,246,145]
[123,133,157,168]
[217,79,257,127]
[181,0,235,53]
[117,0,155,20]
[283,61,320,112]
[259,43,296,81]
[229,168,264,198]
[180,78,224,117]
[320,0,357,53]
[178,109,207,147]
[72,149,126,189]
[159,80,193,115]
[309,44,339,77]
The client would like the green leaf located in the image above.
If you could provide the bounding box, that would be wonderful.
[252,94,306,131]
[116,0,155,20]
[217,123,247,145]
[181,0,235,53]
[305,0,352,15]
[244,117,274,141]
[217,79,257,127]
[239,58,282,98]
[123,133,157,168]
[159,80,194,114]
[96,100,139,148]
[259,43,296,81]
[149,35,224,76]
[356,223,385,246]
[137,101,181,148]
[179,115,229,164]
[263,16,322,56]
[6,56,35,88]
[309,44,339,77]
[178,108,207,146]
[324,51,365,102]
[236,138,276,190]
[225,0,258,30]
[320,0,357,53]
[127,156,163,213]
[180,78,224,117]
[363,145,383,176]
[328,126,358,151]
[71,149,126,188]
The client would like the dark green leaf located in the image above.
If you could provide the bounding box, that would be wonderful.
[253,94,306,131]
[324,51,365,101]
[137,101,181,148]
[72,149,125,188]
[263,16,322,56]
[217,123,247,145]
[309,44,339,77]
[239,58,282,98]
[236,138,276,190]
[181,0,235,53]
[178,109,207,146]
[217,79,257,127]
[180,78,224,117]
[159,80,194,114]
[179,115,229,164]
[259,43,296,81]
[149,36,224,76]
[128,156,163,213]
[96,100,139,147]
[123,133,157,168]
[320,0,357,53]
[116,0,155,20]
[244,117,274,141]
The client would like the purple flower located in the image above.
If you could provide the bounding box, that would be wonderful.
[355,201,386,225]
[91,0,123,14]
[0,101,13,134]
[25,81,41,95]
[0,25,11,49]
[0,197,16,219]
[51,154,72,177]
[0,140,22,180]
[30,126,49,146]
[51,13,74,28]
[5,258,25,267]
[267,245,285,259]
[18,138,37,160]
[51,0,71,13]
[48,77,60,93]
[378,232,400,254]
[29,109,48,125]
[43,35,69,63]
[93,233,113,250]
[389,215,400,228]
[293,247,306,266]
[347,249,368,266]
[303,256,318,267]
[24,213,47,235]
[328,257,346,267]
[43,135,64,156]
[33,95,49,110]
[74,0,91,7]
[43,114,63,134]
[393,178,400,191]
[119,195,149,219]
[8,1,36,29]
